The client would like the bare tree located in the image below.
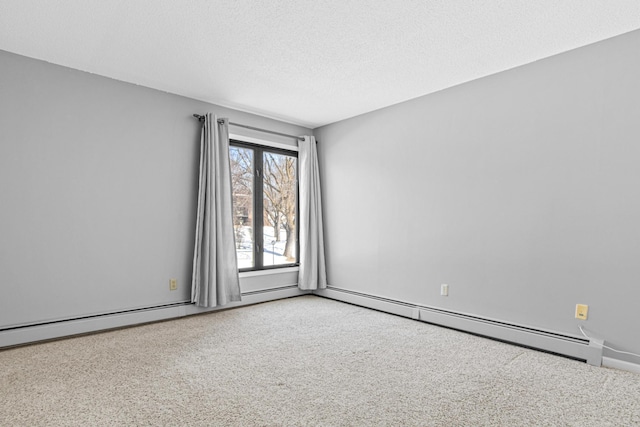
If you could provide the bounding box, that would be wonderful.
[229,147,297,262]
[263,153,297,261]
[229,147,253,249]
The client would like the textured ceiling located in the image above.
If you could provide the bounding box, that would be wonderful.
[1,1,640,128]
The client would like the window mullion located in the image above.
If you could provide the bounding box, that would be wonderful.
[254,149,264,270]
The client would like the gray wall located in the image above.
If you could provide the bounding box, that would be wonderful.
[315,29,640,363]
[0,50,307,329]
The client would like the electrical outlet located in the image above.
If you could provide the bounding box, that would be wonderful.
[575,304,588,320]
[440,284,449,296]
[169,279,178,291]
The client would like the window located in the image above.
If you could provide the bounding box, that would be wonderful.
[229,140,298,271]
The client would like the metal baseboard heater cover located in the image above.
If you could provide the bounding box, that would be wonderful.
[315,287,603,366]
[0,285,305,349]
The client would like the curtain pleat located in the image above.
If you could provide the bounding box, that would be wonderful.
[191,114,241,307]
[298,135,327,290]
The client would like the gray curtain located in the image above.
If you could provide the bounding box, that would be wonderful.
[191,114,241,307]
[298,135,327,290]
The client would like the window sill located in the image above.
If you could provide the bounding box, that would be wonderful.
[239,266,299,278]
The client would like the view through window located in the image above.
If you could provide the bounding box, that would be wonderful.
[229,141,298,270]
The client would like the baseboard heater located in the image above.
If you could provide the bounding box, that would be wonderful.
[0,285,304,349]
[314,287,603,366]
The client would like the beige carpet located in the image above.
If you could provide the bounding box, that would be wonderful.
[1,295,639,426]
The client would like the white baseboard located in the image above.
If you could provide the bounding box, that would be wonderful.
[8,286,635,374]
[315,286,603,366]
[0,286,307,348]
[602,357,640,374]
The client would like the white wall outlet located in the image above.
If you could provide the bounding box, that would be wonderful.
[169,279,178,291]
[440,284,449,296]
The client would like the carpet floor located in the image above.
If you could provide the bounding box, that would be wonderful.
[1,295,639,426]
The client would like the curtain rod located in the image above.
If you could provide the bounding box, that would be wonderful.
[193,114,304,141]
